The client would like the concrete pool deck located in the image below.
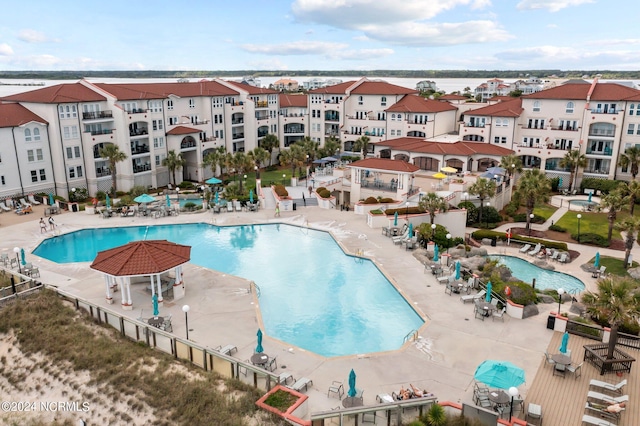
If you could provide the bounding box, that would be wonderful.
[0,199,631,414]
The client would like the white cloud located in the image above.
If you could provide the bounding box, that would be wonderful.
[0,43,13,55]
[585,38,640,47]
[18,29,57,43]
[328,48,395,60]
[240,41,348,55]
[516,0,594,13]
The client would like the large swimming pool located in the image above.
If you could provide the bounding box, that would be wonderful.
[33,223,424,357]
[487,255,585,294]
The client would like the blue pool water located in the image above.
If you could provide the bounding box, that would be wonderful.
[487,255,585,294]
[33,223,424,357]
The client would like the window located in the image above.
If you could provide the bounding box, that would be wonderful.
[189,98,195,108]
[148,100,162,112]
[27,150,35,162]
[25,129,31,142]
[358,96,363,105]
[33,128,40,141]
[63,127,70,139]
[1,176,4,185]
[566,102,574,114]
[168,117,178,125]
[167,100,174,110]
[153,137,164,148]
[66,147,73,159]
[212,97,223,108]
[74,146,80,158]
[39,169,46,180]
[37,149,43,161]
[381,96,387,106]
[69,167,75,179]
[27,148,43,162]
[31,170,37,182]
[71,126,78,138]
[629,124,636,135]
[77,166,83,177]
[533,101,541,112]
[631,104,635,116]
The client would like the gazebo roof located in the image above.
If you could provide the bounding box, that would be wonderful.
[90,240,191,276]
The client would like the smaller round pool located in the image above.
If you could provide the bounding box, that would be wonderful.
[178,198,203,208]
[487,255,585,294]
[568,199,599,211]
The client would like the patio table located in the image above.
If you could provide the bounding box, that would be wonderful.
[552,353,572,366]
[488,390,509,406]
[475,301,494,316]
[251,353,269,368]
[148,316,164,328]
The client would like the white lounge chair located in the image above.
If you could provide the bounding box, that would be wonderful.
[217,344,238,356]
[28,195,41,205]
[558,253,568,263]
[589,379,626,394]
[437,274,454,285]
[528,243,541,256]
[392,229,410,245]
[587,391,629,405]
[0,202,10,212]
[279,372,294,385]
[226,202,233,212]
[519,244,532,253]
[288,377,313,392]
[581,414,617,426]
[585,402,623,421]
[597,266,607,278]
[461,289,485,304]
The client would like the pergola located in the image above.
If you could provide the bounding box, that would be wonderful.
[90,240,191,310]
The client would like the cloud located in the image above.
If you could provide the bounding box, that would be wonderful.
[0,43,13,55]
[516,0,594,13]
[240,40,348,55]
[291,0,490,29]
[328,48,394,60]
[18,29,58,43]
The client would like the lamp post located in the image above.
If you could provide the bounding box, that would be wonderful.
[254,165,259,179]
[446,233,451,254]
[508,386,519,422]
[511,163,515,184]
[463,192,468,202]
[70,187,76,202]
[485,201,490,229]
[529,213,535,237]
[431,223,436,243]
[557,288,565,315]
[13,247,21,274]
[306,154,310,180]
[405,201,410,223]
[182,304,190,340]
[577,214,582,243]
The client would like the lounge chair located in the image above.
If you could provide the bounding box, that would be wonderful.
[549,251,559,261]
[217,344,238,356]
[28,195,41,205]
[587,391,629,405]
[0,202,10,212]
[558,253,568,263]
[20,198,31,208]
[597,266,606,278]
[279,372,294,385]
[461,289,485,303]
[437,274,454,285]
[288,377,313,392]
[528,243,541,256]
[226,202,234,212]
[519,244,532,253]
[584,401,623,421]
[589,379,627,394]
[392,230,410,245]
[234,200,243,212]
[581,414,617,426]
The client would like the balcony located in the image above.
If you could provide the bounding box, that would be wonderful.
[257,131,269,138]
[256,114,269,121]
[89,129,114,136]
[231,118,244,125]
[464,122,486,128]
[549,126,579,132]
[95,167,111,178]
[324,113,340,122]
[83,110,113,120]
[284,127,304,134]
[586,147,613,156]
[191,120,210,125]
[180,140,197,150]
[255,101,268,108]
[129,129,148,137]
[232,133,245,140]
[590,108,620,114]
[131,144,150,155]
[133,164,152,173]
[584,169,610,175]
[126,108,147,114]
[200,136,217,142]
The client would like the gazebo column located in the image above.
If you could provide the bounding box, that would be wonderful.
[173,265,185,300]
[121,276,133,310]
[104,275,113,304]
[156,274,164,305]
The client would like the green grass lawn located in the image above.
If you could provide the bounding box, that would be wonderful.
[533,203,558,220]
[555,211,615,238]
[589,255,639,277]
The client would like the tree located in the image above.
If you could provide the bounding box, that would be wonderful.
[599,189,630,244]
[614,216,640,268]
[499,154,523,182]
[618,145,640,180]
[320,136,342,159]
[278,144,306,180]
[559,149,587,191]
[230,151,252,193]
[202,146,227,179]
[618,180,640,215]
[162,150,186,186]
[419,192,448,224]
[582,277,640,361]
[512,169,551,232]
[247,147,269,179]
[99,143,127,195]
[353,135,371,158]
[468,178,496,226]
[259,134,280,166]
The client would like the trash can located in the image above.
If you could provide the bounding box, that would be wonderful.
[546,315,555,330]
[293,202,297,211]
[71,203,78,212]
[491,238,497,247]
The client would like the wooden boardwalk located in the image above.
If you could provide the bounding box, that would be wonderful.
[520,332,639,425]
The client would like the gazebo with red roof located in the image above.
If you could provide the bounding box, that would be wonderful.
[90,240,191,310]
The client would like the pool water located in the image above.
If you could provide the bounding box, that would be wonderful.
[33,223,424,357]
[487,255,585,294]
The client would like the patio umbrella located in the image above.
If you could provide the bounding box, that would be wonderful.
[559,332,569,354]
[166,194,171,207]
[486,281,492,302]
[487,166,506,176]
[474,360,525,389]
[48,193,54,206]
[20,248,26,266]
[558,177,563,188]
[321,156,339,162]
[312,159,328,165]
[393,211,398,226]
[455,261,461,280]
[588,191,593,203]
[134,194,156,204]
[408,223,413,238]
[432,172,447,179]
[205,176,222,185]
[348,369,357,397]
[249,189,254,204]
[441,166,458,174]
[594,252,600,268]
[106,194,111,209]
[433,245,439,262]
[256,329,263,353]
[152,293,159,317]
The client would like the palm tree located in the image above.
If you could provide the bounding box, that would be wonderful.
[499,154,523,183]
[202,146,226,179]
[614,216,640,268]
[320,136,342,159]
[353,135,371,158]
[99,143,127,195]
[559,149,587,191]
[582,277,640,361]
[247,147,269,179]
[468,178,496,226]
[231,151,252,193]
[599,189,630,244]
[418,193,448,224]
[162,150,186,186]
[512,169,551,232]
[259,134,280,167]
[618,145,640,180]
[618,180,640,215]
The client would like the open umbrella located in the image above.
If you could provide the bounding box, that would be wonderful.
[249,189,254,204]
[348,369,357,397]
[48,193,54,206]
[206,176,222,185]
[106,194,111,209]
[474,360,525,389]
[312,159,328,165]
[393,211,398,226]
[152,293,159,317]
[20,248,26,266]
[441,166,458,174]
[559,332,569,354]
[486,281,492,302]
[134,194,156,204]
[487,166,506,176]
[433,245,439,262]
[455,261,461,280]
[256,329,263,353]
[166,194,171,207]
[432,172,447,179]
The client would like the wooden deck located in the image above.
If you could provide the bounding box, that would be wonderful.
[520,332,639,425]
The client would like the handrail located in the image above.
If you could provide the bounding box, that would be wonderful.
[403,329,418,343]
[251,281,261,298]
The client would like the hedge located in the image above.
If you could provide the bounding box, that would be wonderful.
[579,178,623,195]
[273,184,289,197]
[512,213,545,224]
[471,230,568,251]
[571,232,609,247]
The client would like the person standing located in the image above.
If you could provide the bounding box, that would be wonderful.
[39,217,47,233]
[302,193,306,206]
[274,202,280,217]
[48,216,56,229]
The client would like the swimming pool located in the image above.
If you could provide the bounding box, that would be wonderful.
[568,199,598,211]
[33,223,424,357]
[487,255,585,294]
[178,198,203,208]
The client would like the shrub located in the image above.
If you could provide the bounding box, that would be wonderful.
[571,232,609,247]
[96,191,106,200]
[379,197,395,203]
[69,187,89,202]
[318,188,331,198]
[458,201,477,225]
[550,176,560,192]
[116,191,127,197]
[370,209,384,215]
[273,184,289,197]
[503,202,518,218]
[129,185,147,197]
[471,230,568,251]
[512,213,545,223]
[590,316,640,336]
[178,181,194,189]
[580,178,622,195]
[548,224,566,232]
[482,206,502,224]
[317,186,327,192]
[183,202,196,210]
[363,197,379,204]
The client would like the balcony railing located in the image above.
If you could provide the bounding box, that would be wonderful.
[586,148,613,156]
[464,122,486,128]
[590,109,619,114]
[255,101,268,108]
[131,145,150,155]
[83,111,113,120]
[584,169,610,175]
[231,119,244,125]
[180,141,197,149]
[589,129,615,137]
[549,126,579,131]
[129,129,148,137]
[95,168,111,177]
[191,120,210,125]
[232,133,244,140]
[257,131,269,138]
[133,164,152,173]
[200,136,217,142]
[88,129,114,136]
[256,115,269,121]
[284,128,304,134]
[324,115,340,122]
[126,108,147,114]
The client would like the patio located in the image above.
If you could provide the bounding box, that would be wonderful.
[522,332,639,425]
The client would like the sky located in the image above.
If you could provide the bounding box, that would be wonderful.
[0,0,639,71]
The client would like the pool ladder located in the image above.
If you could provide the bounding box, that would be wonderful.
[250,281,261,298]
[403,329,418,344]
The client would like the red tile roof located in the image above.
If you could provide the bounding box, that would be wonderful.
[386,95,457,113]
[0,103,48,127]
[374,137,514,156]
[167,125,200,135]
[349,81,418,95]
[347,158,420,172]
[524,82,640,101]
[225,81,279,95]
[2,82,107,103]
[95,80,239,100]
[90,240,191,276]
[308,81,357,94]
[439,94,468,100]
[279,93,308,108]
[466,98,523,117]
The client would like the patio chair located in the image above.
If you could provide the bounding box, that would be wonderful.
[0,201,10,212]
[19,198,31,208]
[28,195,41,205]
[328,381,344,399]
[519,244,532,253]
[0,253,8,266]
[587,391,629,405]
[589,379,627,394]
[392,230,410,245]
[226,202,234,212]
[581,414,617,426]
[598,266,606,278]
[266,356,277,372]
[288,377,313,392]
[492,307,506,321]
[460,289,485,304]
[528,244,541,256]
[437,274,454,285]
[543,351,556,369]
[525,403,542,424]
[566,361,582,378]
[474,305,486,321]
[557,253,568,263]
[405,237,418,251]
[161,315,173,332]
[217,344,238,356]
[279,372,294,385]
[548,251,559,261]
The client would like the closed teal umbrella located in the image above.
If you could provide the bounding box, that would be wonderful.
[106,194,111,209]
[166,194,171,207]
[249,190,254,204]
[455,261,461,280]
[256,329,263,353]
[393,211,398,226]
[594,252,600,268]
[408,223,413,238]
[152,293,159,317]
[20,248,26,266]
[214,191,219,205]
[433,245,439,262]
[588,191,592,203]
[348,369,357,397]
[559,332,569,354]
[486,281,492,302]
[48,193,54,206]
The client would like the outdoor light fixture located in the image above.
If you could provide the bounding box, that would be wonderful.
[557,288,565,314]
[405,201,410,222]
[13,247,21,274]
[577,214,582,243]
[529,213,535,237]
[182,305,190,340]
[431,223,436,242]
[508,386,519,422]
[446,233,451,254]
[282,174,286,185]
[254,165,259,179]
[485,202,490,229]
